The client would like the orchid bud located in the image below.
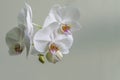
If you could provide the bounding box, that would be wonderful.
[38,54,45,64]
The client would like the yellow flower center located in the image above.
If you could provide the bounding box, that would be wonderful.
[61,24,71,33]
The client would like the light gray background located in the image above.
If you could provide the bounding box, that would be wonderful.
[0,0,120,80]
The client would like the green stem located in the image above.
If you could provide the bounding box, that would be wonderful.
[32,23,42,29]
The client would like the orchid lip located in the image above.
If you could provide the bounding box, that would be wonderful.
[64,29,72,35]
[14,43,23,54]
[50,50,56,54]
[60,24,71,35]
[49,43,59,54]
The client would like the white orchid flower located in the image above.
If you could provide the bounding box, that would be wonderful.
[43,4,81,35]
[33,23,73,63]
[17,3,33,56]
[6,27,25,55]
[6,3,33,56]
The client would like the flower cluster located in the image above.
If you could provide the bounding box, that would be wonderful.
[5,3,81,64]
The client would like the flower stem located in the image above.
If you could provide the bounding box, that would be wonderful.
[32,23,42,29]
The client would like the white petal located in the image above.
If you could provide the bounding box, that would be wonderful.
[49,4,63,22]
[25,22,33,39]
[43,16,57,28]
[34,23,58,41]
[54,34,73,54]
[17,6,26,25]
[26,3,33,36]
[49,5,80,23]
[27,23,33,37]
[33,40,49,54]
[25,3,32,20]
[34,34,50,53]
[24,34,31,57]
[55,33,73,49]
[18,3,33,42]
[33,27,51,53]
[55,42,69,54]
[34,28,51,42]
[17,3,33,30]
[43,5,63,28]
[61,6,80,22]
[6,27,24,47]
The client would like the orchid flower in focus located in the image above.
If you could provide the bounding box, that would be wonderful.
[33,23,73,63]
[43,4,81,35]
[6,3,33,56]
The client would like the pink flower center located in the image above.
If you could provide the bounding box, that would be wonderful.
[49,43,59,54]
[61,24,71,33]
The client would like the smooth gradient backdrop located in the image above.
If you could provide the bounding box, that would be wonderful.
[0,0,120,80]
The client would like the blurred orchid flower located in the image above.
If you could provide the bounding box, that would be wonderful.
[33,23,73,63]
[43,4,81,35]
[6,27,25,55]
[6,3,33,56]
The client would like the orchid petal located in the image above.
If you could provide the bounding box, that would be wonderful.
[55,33,73,49]
[61,7,80,22]
[17,6,26,25]
[49,5,80,23]
[54,34,73,54]
[33,23,59,53]
[34,23,58,42]
[25,3,32,20]
[26,3,33,36]
[33,27,51,53]
[24,34,31,57]
[33,36,50,53]
[55,42,70,54]
[33,28,51,42]
[43,16,57,28]
[17,3,33,30]
[6,27,24,47]
[33,40,49,54]
[49,4,63,22]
